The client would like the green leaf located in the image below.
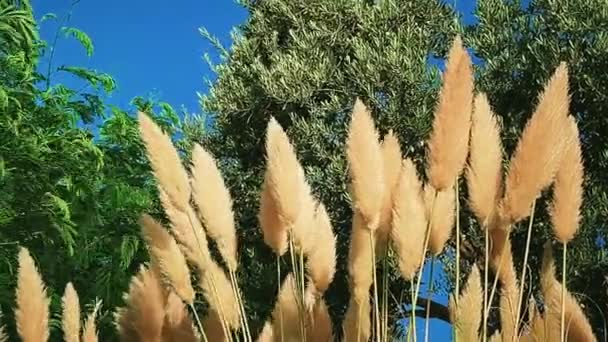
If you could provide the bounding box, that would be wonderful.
[61,26,94,57]
[40,12,57,22]
[57,65,116,92]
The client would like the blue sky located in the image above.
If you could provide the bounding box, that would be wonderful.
[30,0,477,340]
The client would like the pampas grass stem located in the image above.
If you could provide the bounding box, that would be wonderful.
[514,200,537,341]
[423,258,436,342]
[369,230,381,342]
[455,182,461,306]
[483,224,489,342]
[277,257,284,342]
[189,303,209,342]
[561,243,567,342]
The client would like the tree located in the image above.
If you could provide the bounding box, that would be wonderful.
[0,2,197,339]
[200,0,459,335]
[200,0,607,337]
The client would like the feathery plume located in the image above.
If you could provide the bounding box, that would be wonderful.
[159,188,212,270]
[141,214,195,304]
[498,278,519,341]
[138,112,190,212]
[191,144,238,271]
[162,292,198,342]
[271,274,305,341]
[264,117,307,229]
[427,35,474,191]
[425,184,456,255]
[346,98,384,230]
[449,265,482,341]
[116,266,165,342]
[550,116,584,244]
[377,131,403,253]
[307,202,337,293]
[258,176,288,255]
[541,244,596,342]
[81,300,101,342]
[348,213,374,300]
[15,247,49,342]
[307,298,333,342]
[256,322,274,342]
[343,296,371,342]
[488,227,518,285]
[467,93,503,225]
[501,63,571,224]
[62,282,80,342]
[199,261,241,329]
[391,158,427,280]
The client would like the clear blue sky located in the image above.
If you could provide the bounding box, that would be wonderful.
[30,1,476,340]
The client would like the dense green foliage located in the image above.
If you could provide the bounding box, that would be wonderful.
[201,0,608,337]
[0,0,607,340]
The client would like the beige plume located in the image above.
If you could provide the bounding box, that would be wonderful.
[141,214,195,304]
[258,176,288,255]
[427,35,474,191]
[256,322,274,342]
[138,112,190,212]
[541,244,596,342]
[347,213,374,300]
[203,311,227,342]
[81,300,101,342]
[391,158,427,280]
[467,93,503,225]
[191,144,238,271]
[307,202,337,293]
[62,282,80,342]
[162,292,198,342]
[377,131,403,254]
[449,265,482,341]
[342,296,371,342]
[346,98,384,230]
[198,261,241,330]
[271,274,305,341]
[550,116,584,244]
[307,298,333,342]
[264,117,307,229]
[425,184,456,255]
[501,63,571,224]
[15,247,49,342]
[116,266,165,342]
[498,278,519,341]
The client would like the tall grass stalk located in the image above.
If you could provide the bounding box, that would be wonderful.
[482,223,489,342]
[189,303,209,342]
[369,230,381,342]
[288,236,306,341]
[561,243,567,342]
[381,252,389,342]
[229,270,251,342]
[513,200,537,341]
[277,256,284,342]
[423,258,436,342]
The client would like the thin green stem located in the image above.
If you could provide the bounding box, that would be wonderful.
[424,258,436,342]
[514,201,537,342]
[560,243,567,342]
[190,303,210,342]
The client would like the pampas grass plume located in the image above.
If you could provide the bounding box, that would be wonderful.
[425,184,456,255]
[62,282,80,342]
[81,300,101,342]
[501,63,571,224]
[141,214,195,304]
[427,35,474,191]
[550,116,584,243]
[391,158,427,280]
[307,202,337,293]
[198,262,241,329]
[377,131,403,250]
[347,213,374,300]
[15,247,49,342]
[346,98,384,230]
[258,177,288,255]
[191,143,238,271]
[449,265,482,341]
[467,93,503,225]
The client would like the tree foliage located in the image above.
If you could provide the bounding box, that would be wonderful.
[201,0,608,337]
